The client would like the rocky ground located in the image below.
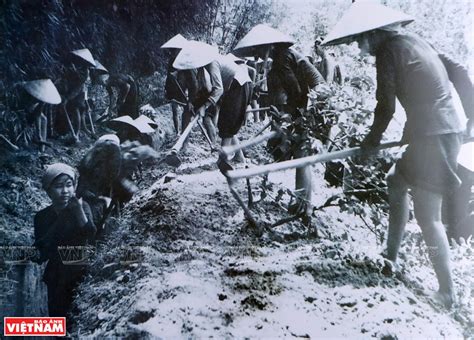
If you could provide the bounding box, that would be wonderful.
[1,104,472,338]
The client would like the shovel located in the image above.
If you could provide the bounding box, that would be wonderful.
[165,114,200,167]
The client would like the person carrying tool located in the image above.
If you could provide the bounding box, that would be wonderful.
[233,24,326,224]
[19,79,62,151]
[161,34,192,134]
[90,62,139,120]
[57,49,97,142]
[314,37,343,85]
[323,1,474,308]
[173,40,253,162]
[76,134,121,238]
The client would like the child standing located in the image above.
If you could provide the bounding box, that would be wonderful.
[33,163,96,318]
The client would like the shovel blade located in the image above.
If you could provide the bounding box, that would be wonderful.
[165,153,182,167]
[217,157,233,174]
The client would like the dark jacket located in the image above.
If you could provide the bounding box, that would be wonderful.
[366,33,472,144]
[269,48,325,111]
[107,74,139,119]
[34,202,96,284]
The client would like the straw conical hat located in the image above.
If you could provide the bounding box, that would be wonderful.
[161,34,188,49]
[135,115,158,129]
[107,115,155,134]
[22,79,61,104]
[173,41,219,70]
[225,53,245,64]
[70,48,96,67]
[233,24,294,57]
[322,2,414,46]
[93,60,109,74]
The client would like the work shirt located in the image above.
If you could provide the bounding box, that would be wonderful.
[34,203,96,283]
[201,58,251,107]
[269,48,325,110]
[368,33,473,143]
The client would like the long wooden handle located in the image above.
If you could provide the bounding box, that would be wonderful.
[226,141,403,180]
[171,99,186,106]
[246,107,270,113]
[196,118,215,150]
[221,130,278,159]
[171,115,199,153]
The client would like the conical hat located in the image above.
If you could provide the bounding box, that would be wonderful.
[233,24,294,57]
[22,79,61,104]
[70,48,96,67]
[135,115,158,129]
[322,2,414,46]
[161,34,188,49]
[107,115,155,134]
[225,53,245,64]
[94,60,109,74]
[173,41,219,70]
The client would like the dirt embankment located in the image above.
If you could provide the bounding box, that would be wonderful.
[69,106,472,338]
[0,104,173,326]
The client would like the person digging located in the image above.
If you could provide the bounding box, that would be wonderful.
[57,48,97,142]
[173,40,253,162]
[233,24,326,225]
[161,33,192,135]
[20,79,62,152]
[323,1,473,308]
[91,60,140,120]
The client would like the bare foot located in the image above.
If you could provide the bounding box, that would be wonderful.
[381,257,400,277]
[432,290,454,309]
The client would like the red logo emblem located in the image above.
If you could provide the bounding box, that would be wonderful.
[4,317,66,336]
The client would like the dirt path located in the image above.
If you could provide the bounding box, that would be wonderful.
[72,106,472,338]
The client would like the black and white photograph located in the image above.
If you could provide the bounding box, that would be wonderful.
[0,0,473,338]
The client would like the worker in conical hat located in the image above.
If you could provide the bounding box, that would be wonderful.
[90,60,140,120]
[56,48,97,142]
[174,40,253,161]
[313,37,342,85]
[161,34,195,135]
[324,1,474,308]
[234,24,326,225]
[21,79,61,151]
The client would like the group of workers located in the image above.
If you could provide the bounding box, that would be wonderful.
[29,1,473,324]
[17,48,138,150]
